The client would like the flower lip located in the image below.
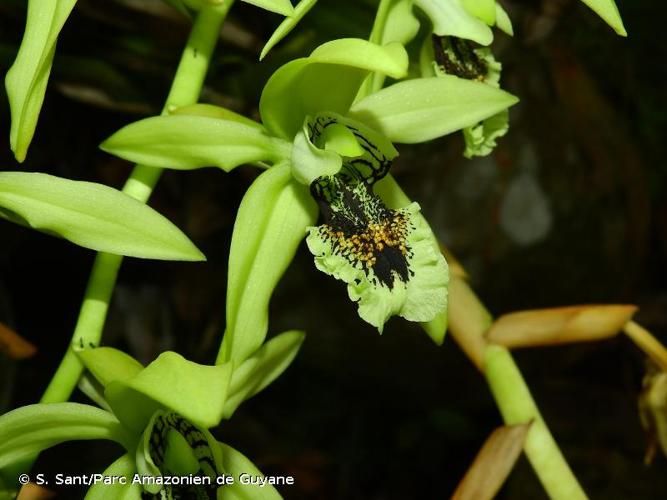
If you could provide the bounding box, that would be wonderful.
[303,115,448,330]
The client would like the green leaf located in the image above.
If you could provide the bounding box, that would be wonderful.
[218,164,317,363]
[578,0,626,36]
[78,347,144,388]
[259,39,409,140]
[219,442,282,500]
[260,0,319,61]
[101,115,289,171]
[5,0,77,162]
[349,76,518,144]
[105,352,233,432]
[0,403,133,470]
[223,330,305,418]
[415,0,493,45]
[0,172,205,261]
[85,454,141,500]
[374,174,448,344]
[241,0,295,16]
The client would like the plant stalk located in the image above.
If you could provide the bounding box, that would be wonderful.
[449,276,588,499]
[41,3,234,404]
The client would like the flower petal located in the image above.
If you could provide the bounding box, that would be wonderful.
[219,164,317,364]
[291,112,397,186]
[105,352,233,431]
[85,454,141,500]
[136,411,223,497]
[101,115,289,171]
[0,403,132,472]
[223,330,305,418]
[307,182,448,332]
[260,0,319,60]
[415,0,493,45]
[259,39,408,140]
[578,0,626,36]
[349,76,518,144]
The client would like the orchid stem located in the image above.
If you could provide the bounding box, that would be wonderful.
[380,174,587,498]
[41,3,234,404]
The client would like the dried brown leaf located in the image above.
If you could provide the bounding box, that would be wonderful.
[486,304,637,348]
[451,423,532,500]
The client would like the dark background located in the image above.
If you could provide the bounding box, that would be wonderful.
[1,0,666,498]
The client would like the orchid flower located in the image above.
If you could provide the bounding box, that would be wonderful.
[100,38,518,356]
[0,331,303,499]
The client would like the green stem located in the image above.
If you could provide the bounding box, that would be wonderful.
[358,0,393,100]
[41,3,234,404]
[485,345,588,499]
[379,175,586,498]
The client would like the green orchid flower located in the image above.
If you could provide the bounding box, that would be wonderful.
[100,38,518,351]
[0,331,303,499]
[362,0,513,158]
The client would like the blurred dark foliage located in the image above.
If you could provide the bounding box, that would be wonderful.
[1,0,666,498]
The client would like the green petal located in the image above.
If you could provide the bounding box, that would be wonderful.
[136,411,223,497]
[5,0,76,161]
[432,45,510,157]
[0,172,205,261]
[85,454,141,500]
[292,112,398,186]
[371,0,420,46]
[260,0,319,61]
[223,330,305,418]
[0,403,132,471]
[219,164,317,363]
[463,109,509,158]
[374,174,448,344]
[307,182,448,332]
[259,39,408,140]
[291,124,343,186]
[101,115,289,170]
[172,103,265,130]
[105,352,233,432]
[78,347,144,388]
[218,442,282,499]
[415,0,493,45]
[241,0,295,16]
[495,3,514,36]
[578,0,626,36]
[461,0,496,25]
[349,76,518,144]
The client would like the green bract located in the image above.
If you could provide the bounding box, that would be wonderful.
[102,37,522,341]
[0,334,302,498]
[261,0,319,60]
[5,0,76,162]
[579,0,627,36]
[0,172,205,261]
